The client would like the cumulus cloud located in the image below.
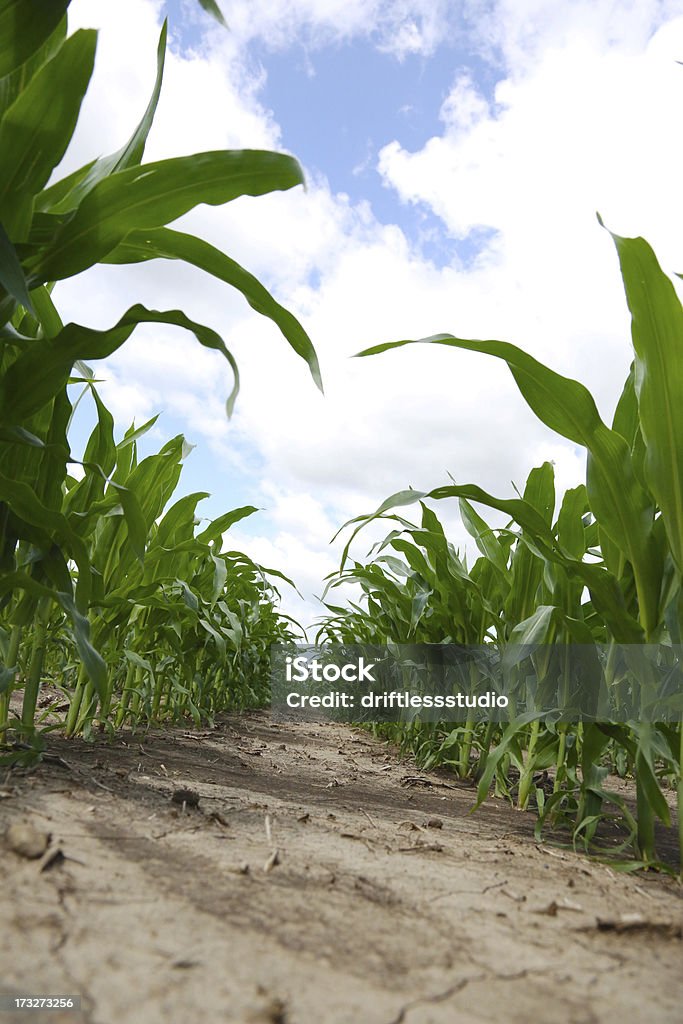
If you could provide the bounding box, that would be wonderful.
[466,0,682,67]
[378,8,683,403]
[217,0,456,57]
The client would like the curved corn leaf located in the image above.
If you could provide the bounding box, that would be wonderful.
[33,160,96,214]
[336,483,558,570]
[337,482,643,642]
[197,505,259,547]
[40,23,168,215]
[56,590,108,701]
[0,304,241,422]
[458,493,507,573]
[356,335,661,637]
[102,227,323,392]
[153,492,210,549]
[28,149,305,282]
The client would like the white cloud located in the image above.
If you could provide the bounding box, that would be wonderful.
[378,9,683,401]
[466,0,682,67]
[64,0,281,175]
[57,0,683,632]
[218,0,455,57]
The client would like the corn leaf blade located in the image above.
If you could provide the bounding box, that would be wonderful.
[29,150,305,282]
[0,0,69,77]
[103,227,323,392]
[610,231,683,577]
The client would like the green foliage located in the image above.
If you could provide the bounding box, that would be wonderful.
[0,0,319,747]
[320,226,683,873]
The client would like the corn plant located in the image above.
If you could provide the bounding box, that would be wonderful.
[322,225,683,872]
[0,0,320,750]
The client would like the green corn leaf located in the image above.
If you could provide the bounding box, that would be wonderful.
[106,482,147,563]
[0,470,92,607]
[374,553,411,578]
[30,284,64,337]
[119,436,186,535]
[37,544,73,594]
[388,538,436,587]
[154,493,210,549]
[520,462,555,523]
[196,505,259,546]
[0,220,33,311]
[83,387,116,478]
[0,304,241,422]
[506,604,556,647]
[0,665,14,695]
[199,618,227,658]
[504,466,553,629]
[40,23,168,215]
[56,591,108,701]
[124,650,154,674]
[196,0,228,28]
[0,568,55,602]
[29,149,305,282]
[228,555,298,593]
[0,15,67,121]
[409,585,432,634]
[0,29,97,239]
[0,0,70,78]
[474,711,545,808]
[115,415,159,452]
[555,485,588,560]
[103,227,323,392]
[337,484,558,571]
[209,553,228,606]
[633,724,671,828]
[459,498,508,574]
[176,578,199,613]
[609,230,683,578]
[34,160,97,214]
[612,364,639,445]
[356,335,661,638]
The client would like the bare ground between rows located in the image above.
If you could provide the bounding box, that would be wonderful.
[1,713,681,1024]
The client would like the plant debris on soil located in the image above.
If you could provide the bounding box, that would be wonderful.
[1,712,681,1024]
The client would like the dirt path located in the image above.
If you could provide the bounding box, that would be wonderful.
[1,713,681,1024]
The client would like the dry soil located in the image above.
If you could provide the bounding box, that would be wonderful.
[1,713,681,1024]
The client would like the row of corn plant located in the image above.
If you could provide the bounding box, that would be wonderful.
[1,379,300,745]
[0,0,320,753]
[319,225,682,873]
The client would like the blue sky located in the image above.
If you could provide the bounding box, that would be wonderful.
[61,0,683,627]
[164,0,500,266]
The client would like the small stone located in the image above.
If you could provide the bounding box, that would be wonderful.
[227,862,250,875]
[6,822,50,859]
